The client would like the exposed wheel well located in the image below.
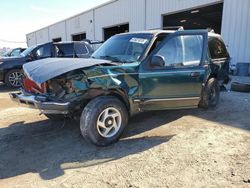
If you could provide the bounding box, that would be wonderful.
[108,91,130,112]
[82,88,130,114]
[209,73,218,80]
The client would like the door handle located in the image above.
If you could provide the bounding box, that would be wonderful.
[190,72,200,77]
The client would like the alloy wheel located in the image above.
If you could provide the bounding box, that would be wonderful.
[8,71,23,87]
[96,107,122,138]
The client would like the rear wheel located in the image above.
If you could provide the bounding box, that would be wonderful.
[231,82,250,92]
[199,78,220,109]
[4,69,24,88]
[80,96,128,146]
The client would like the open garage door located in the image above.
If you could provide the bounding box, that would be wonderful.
[52,38,62,42]
[163,3,223,34]
[103,23,129,41]
[72,33,86,41]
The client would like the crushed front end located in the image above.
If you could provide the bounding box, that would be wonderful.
[10,70,90,116]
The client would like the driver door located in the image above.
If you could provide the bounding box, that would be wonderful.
[139,30,209,111]
[33,43,53,60]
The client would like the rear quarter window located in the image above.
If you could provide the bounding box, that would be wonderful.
[208,37,229,59]
[55,44,74,57]
[74,43,89,55]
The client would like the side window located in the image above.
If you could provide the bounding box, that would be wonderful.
[208,37,229,59]
[148,35,168,54]
[156,35,203,67]
[74,43,89,55]
[55,44,74,57]
[10,49,21,56]
[35,45,52,58]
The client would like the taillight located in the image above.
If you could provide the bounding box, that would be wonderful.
[23,78,47,94]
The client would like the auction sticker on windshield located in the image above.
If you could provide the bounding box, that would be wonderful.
[129,38,148,44]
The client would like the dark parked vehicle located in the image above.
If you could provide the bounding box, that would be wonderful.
[0,41,94,87]
[1,48,26,57]
[10,29,230,146]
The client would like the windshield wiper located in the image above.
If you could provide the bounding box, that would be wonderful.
[99,56,124,63]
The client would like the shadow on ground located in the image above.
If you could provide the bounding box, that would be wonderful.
[0,83,17,93]
[0,115,175,180]
[0,87,249,180]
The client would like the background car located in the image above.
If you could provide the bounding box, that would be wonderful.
[1,48,26,57]
[0,41,94,88]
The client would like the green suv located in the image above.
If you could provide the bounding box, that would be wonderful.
[10,29,230,146]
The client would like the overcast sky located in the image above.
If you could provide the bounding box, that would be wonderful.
[0,0,109,48]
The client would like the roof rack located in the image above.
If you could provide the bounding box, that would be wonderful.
[82,39,104,44]
[163,26,184,31]
[208,28,215,33]
[148,26,184,31]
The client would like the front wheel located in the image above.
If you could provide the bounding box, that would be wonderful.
[80,96,128,146]
[199,78,220,109]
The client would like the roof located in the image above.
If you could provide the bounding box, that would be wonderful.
[116,30,176,36]
[27,0,118,35]
[116,29,221,37]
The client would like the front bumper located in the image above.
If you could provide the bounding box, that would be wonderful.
[0,69,4,82]
[10,92,70,114]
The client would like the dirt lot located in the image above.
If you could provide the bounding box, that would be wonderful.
[0,79,250,188]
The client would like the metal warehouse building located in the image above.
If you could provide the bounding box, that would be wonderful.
[26,0,250,66]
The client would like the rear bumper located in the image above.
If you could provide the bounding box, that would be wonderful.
[10,92,70,114]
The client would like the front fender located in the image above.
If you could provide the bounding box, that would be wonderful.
[84,65,140,115]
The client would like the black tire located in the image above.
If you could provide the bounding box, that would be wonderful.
[4,69,24,88]
[44,114,65,121]
[80,96,128,146]
[199,78,220,109]
[231,82,250,92]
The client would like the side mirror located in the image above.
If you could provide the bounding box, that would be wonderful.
[150,55,165,67]
[27,53,34,61]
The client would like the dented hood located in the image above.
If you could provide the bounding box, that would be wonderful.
[23,58,112,84]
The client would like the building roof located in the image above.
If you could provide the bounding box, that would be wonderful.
[27,0,118,35]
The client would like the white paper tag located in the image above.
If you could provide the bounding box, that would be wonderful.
[129,38,148,44]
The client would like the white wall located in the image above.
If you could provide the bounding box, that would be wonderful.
[26,33,36,47]
[222,0,250,65]
[94,0,145,40]
[49,21,67,41]
[66,10,94,41]
[35,28,49,45]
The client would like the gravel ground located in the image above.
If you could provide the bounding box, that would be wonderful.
[0,77,250,188]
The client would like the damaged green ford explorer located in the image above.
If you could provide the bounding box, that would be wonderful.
[10,29,230,146]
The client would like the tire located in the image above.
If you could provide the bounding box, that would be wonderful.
[4,69,24,88]
[231,82,250,92]
[44,114,65,121]
[199,78,220,109]
[80,96,128,146]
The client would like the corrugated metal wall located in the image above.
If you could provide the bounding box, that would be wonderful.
[94,0,145,40]
[49,21,67,42]
[222,0,250,65]
[66,10,94,41]
[35,28,49,45]
[26,0,250,65]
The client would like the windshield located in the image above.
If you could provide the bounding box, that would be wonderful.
[20,45,37,57]
[92,34,153,63]
[2,50,11,57]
